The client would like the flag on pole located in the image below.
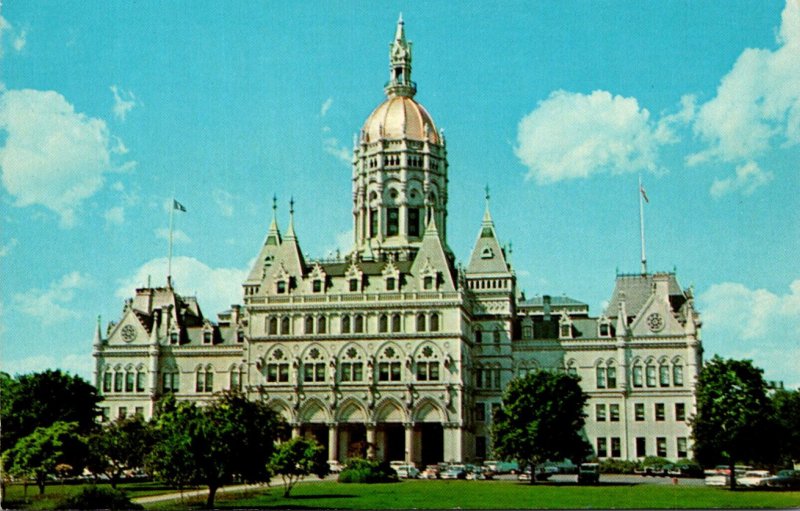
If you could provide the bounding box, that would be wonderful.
[640,184,649,203]
[173,199,187,212]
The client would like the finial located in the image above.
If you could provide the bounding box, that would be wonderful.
[484,185,490,203]
[272,194,277,213]
[289,196,295,215]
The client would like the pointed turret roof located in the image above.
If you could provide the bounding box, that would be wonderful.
[410,215,456,291]
[245,196,284,283]
[466,189,511,275]
[277,198,306,276]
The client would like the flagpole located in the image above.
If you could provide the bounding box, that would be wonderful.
[168,198,175,288]
[639,174,647,275]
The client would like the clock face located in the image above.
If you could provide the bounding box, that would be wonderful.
[121,324,137,342]
[646,312,665,333]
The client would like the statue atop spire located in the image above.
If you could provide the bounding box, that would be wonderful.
[385,14,416,98]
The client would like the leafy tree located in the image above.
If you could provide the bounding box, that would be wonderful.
[2,421,87,495]
[268,437,329,497]
[491,370,590,484]
[691,356,776,489]
[0,370,100,453]
[86,415,152,488]
[771,388,800,467]
[147,392,282,508]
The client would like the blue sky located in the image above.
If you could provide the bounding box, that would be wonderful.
[1,1,798,388]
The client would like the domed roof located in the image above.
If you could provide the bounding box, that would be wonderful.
[362,96,440,145]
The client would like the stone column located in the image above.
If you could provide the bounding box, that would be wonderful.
[366,423,377,459]
[328,423,339,462]
[404,422,414,463]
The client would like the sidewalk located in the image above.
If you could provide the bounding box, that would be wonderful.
[132,476,334,505]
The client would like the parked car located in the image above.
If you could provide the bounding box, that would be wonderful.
[739,470,771,488]
[484,460,519,474]
[577,463,600,484]
[420,465,441,479]
[394,464,420,479]
[705,473,729,486]
[763,470,800,489]
[517,465,553,482]
[441,465,467,480]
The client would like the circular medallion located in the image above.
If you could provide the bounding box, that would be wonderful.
[646,312,665,332]
[121,324,137,342]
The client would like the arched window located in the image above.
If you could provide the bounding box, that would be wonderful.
[266,348,289,383]
[416,313,426,332]
[631,360,644,388]
[317,316,327,334]
[340,346,364,382]
[102,370,112,393]
[377,345,402,382]
[135,366,146,393]
[430,313,440,332]
[673,362,684,386]
[341,315,351,334]
[229,364,244,391]
[416,345,440,382]
[162,368,179,393]
[595,361,607,389]
[354,314,364,333]
[303,347,326,383]
[391,314,401,332]
[280,317,290,335]
[379,314,389,333]
[606,360,617,388]
[646,359,657,387]
[305,316,314,334]
[659,358,671,387]
[196,365,214,393]
[114,368,124,392]
[268,317,278,335]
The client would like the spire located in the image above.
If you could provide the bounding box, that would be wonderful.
[385,14,416,98]
[467,189,511,275]
[285,197,296,240]
[483,185,493,225]
[93,315,103,347]
[266,194,282,246]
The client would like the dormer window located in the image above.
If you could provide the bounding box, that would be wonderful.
[312,279,322,293]
[599,323,610,337]
[236,330,244,343]
[560,324,571,338]
[276,281,287,294]
[386,277,396,291]
[423,276,434,290]
[203,331,212,344]
[349,278,359,292]
[170,331,179,345]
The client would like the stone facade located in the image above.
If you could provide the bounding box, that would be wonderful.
[94,18,702,466]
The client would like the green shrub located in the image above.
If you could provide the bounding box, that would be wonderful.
[338,458,398,484]
[599,459,640,474]
[56,486,143,510]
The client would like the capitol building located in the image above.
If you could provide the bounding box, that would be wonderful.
[93,19,702,467]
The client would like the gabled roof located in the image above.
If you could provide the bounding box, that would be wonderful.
[466,200,510,275]
[410,216,456,290]
[605,272,686,319]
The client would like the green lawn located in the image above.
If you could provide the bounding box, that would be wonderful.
[1,481,193,510]
[149,480,800,510]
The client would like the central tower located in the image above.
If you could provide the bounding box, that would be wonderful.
[352,16,449,262]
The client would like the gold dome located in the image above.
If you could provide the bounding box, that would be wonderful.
[362,96,440,145]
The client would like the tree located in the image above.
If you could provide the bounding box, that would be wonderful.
[491,370,590,484]
[147,392,282,508]
[86,415,152,488]
[268,437,329,497]
[771,388,800,467]
[2,421,87,495]
[691,356,776,490]
[0,370,100,453]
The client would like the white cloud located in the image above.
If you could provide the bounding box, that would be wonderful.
[320,97,333,117]
[154,227,191,244]
[0,16,24,58]
[0,237,18,258]
[0,89,128,227]
[12,271,90,325]
[699,279,800,388]
[212,189,234,217]
[116,256,248,316]
[515,90,670,184]
[104,206,125,226]
[689,0,800,165]
[710,160,773,198]
[323,136,351,164]
[110,85,137,121]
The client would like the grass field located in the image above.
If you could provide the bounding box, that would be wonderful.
[1,481,194,510]
[149,480,800,510]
